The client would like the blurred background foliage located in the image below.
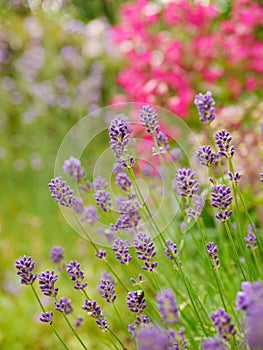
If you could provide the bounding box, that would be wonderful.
[0,0,263,349]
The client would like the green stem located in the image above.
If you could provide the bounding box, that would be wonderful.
[108,328,127,350]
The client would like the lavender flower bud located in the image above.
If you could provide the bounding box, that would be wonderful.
[40,311,53,324]
[228,172,241,183]
[116,173,132,191]
[127,290,147,314]
[174,168,199,198]
[211,185,233,222]
[55,297,73,314]
[206,242,219,269]
[109,114,131,159]
[112,238,132,264]
[75,316,83,327]
[48,176,76,207]
[139,104,159,135]
[73,198,85,214]
[95,249,106,260]
[98,277,116,303]
[188,195,204,219]
[156,289,179,325]
[38,270,58,297]
[194,91,215,123]
[128,315,150,340]
[66,260,88,290]
[168,328,187,349]
[202,338,226,350]
[93,176,108,191]
[170,148,182,162]
[50,246,64,264]
[15,255,37,285]
[134,232,158,271]
[156,131,169,152]
[94,190,111,212]
[196,146,215,167]
[164,240,178,261]
[113,198,141,230]
[137,325,169,350]
[244,225,257,250]
[79,180,92,192]
[210,308,236,341]
[82,299,108,331]
[81,206,99,225]
[63,157,84,181]
[260,171,263,182]
[214,130,234,158]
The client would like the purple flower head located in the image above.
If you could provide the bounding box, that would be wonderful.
[137,325,169,350]
[94,190,111,212]
[134,232,158,271]
[48,177,76,207]
[95,249,106,260]
[211,185,233,222]
[66,260,87,290]
[79,180,92,192]
[75,316,83,327]
[113,162,125,175]
[156,289,179,325]
[170,148,182,162]
[81,206,99,225]
[40,311,53,324]
[109,114,131,159]
[194,91,215,123]
[120,155,136,169]
[228,172,242,183]
[139,104,160,135]
[15,255,37,285]
[206,242,219,269]
[260,171,263,182]
[215,210,232,223]
[164,240,178,261]
[188,195,204,219]
[128,315,150,340]
[130,274,143,286]
[82,299,108,331]
[156,131,169,152]
[113,198,141,230]
[236,281,263,313]
[112,238,132,264]
[244,225,257,250]
[168,328,187,350]
[98,277,116,303]
[63,157,84,181]
[55,297,73,314]
[196,146,215,167]
[202,338,226,350]
[127,290,147,313]
[210,308,236,341]
[50,246,64,264]
[73,198,85,214]
[38,270,58,297]
[93,176,108,191]
[116,173,132,191]
[174,168,199,198]
[214,130,234,158]
[247,304,263,349]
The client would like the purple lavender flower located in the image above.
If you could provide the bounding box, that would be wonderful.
[93,176,108,191]
[116,173,132,191]
[127,290,147,313]
[130,274,143,286]
[55,297,73,314]
[112,238,132,264]
[82,299,108,331]
[134,232,158,271]
[168,328,187,350]
[196,146,215,167]
[50,246,64,264]
[228,172,242,183]
[211,184,233,222]
[188,195,204,219]
[247,304,263,349]
[48,177,76,207]
[109,114,131,159]
[128,315,150,340]
[113,162,125,175]
[210,308,236,341]
[73,198,85,214]
[113,198,141,230]
[79,180,92,192]
[63,157,84,181]
[174,168,199,198]
[98,277,116,303]
[164,240,178,261]
[39,311,53,324]
[137,325,169,350]
[66,260,87,290]
[156,131,169,152]
[194,91,215,123]
[81,206,99,225]
[244,225,257,250]
[94,190,111,212]
[120,155,135,168]
[95,249,106,260]
[260,171,263,182]
[75,316,83,327]
[15,255,37,285]
[206,242,219,269]
[236,281,263,312]
[156,289,179,325]
[214,130,234,158]
[202,338,226,350]
[170,148,182,162]
[38,270,58,297]
[139,104,159,135]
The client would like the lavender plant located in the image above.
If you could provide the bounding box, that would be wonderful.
[15,95,263,349]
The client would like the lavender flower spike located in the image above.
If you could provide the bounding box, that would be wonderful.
[211,184,233,222]
[206,242,219,269]
[134,232,158,271]
[194,91,215,123]
[156,289,179,325]
[127,290,147,313]
[38,270,58,297]
[50,246,64,264]
[94,190,111,212]
[174,168,199,198]
[168,328,187,350]
[139,104,160,135]
[55,297,73,314]
[244,225,257,250]
[112,238,132,264]
[98,277,116,303]
[63,157,84,181]
[40,311,53,324]
[214,130,234,158]
[196,146,215,167]
[15,255,37,285]
[164,240,178,261]
[82,299,108,331]
[93,176,108,191]
[202,338,226,350]
[48,176,76,207]
[210,308,236,341]
[109,114,131,159]
[116,173,132,191]
[66,260,88,290]
[137,325,169,350]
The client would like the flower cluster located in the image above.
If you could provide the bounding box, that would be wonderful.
[38,270,58,297]
[48,177,76,207]
[55,297,73,315]
[66,260,88,290]
[63,157,85,181]
[127,290,147,314]
[194,91,215,123]
[211,184,233,222]
[206,242,219,269]
[214,130,235,159]
[15,256,37,285]
[174,168,199,198]
[82,299,108,331]
[196,146,215,167]
[112,238,132,264]
[134,232,158,272]
[156,289,179,325]
[210,308,236,341]
[98,275,116,303]
[244,225,257,250]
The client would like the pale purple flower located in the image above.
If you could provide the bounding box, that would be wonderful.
[50,246,64,264]
[112,238,132,264]
[236,281,263,312]
[73,198,85,214]
[164,240,179,262]
[206,242,219,269]
[81,206,99,225]
[139,105,159,135]
[75,316,83,327]
[170,148,182,162]
[128,315,150,340]
[55,297,73,314]
[66,260,87,290]
[156,131,169,152]
[15,256,37,285]
[40,311,53,324]
[116,173,132,191]
[48,177,76,207]
[137,325,169,350]
[93,176,108,191]
[38,270,58,297]
[194,91,215,123]
[244,225,257,250]
[188,195,204,219]
[174,168,199,198]
[202,338,226,350]
[214,130,234,158]
[168,328,187,349]
[127,290,146,314]
[156,289,179,325]
[79,180,92,192]
[196,146,215,167]
[63,157,84,181]
[94,190,111,212]
[113,198,141,230]
[247,304,263,349]
[98,277,116,303]
[210,308,236,341]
